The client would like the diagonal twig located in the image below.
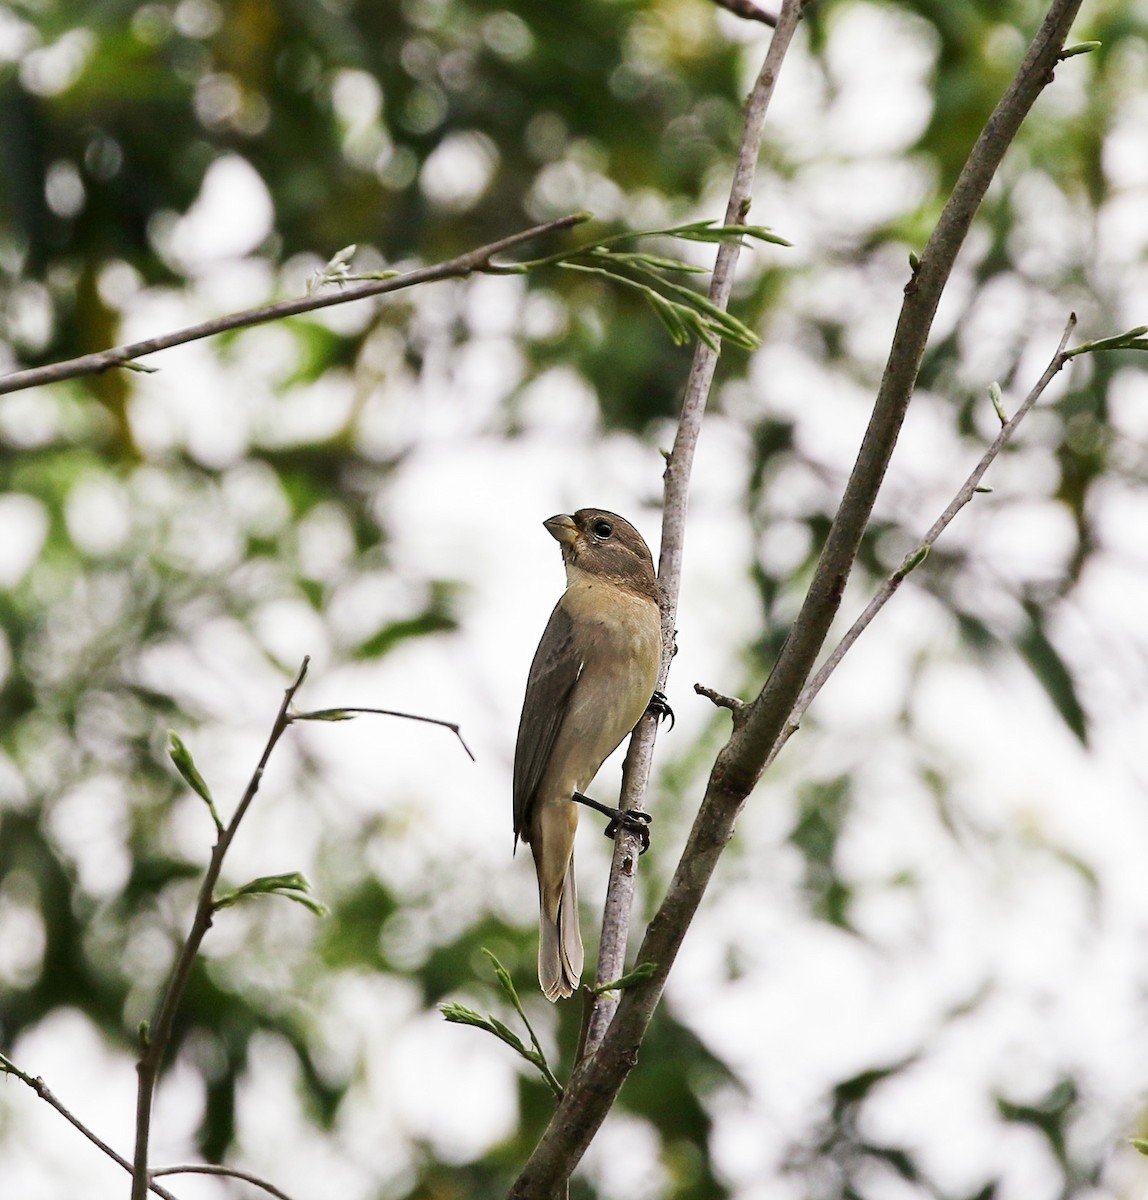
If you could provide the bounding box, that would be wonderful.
[0,1054,181,1200]
[130,657,313,1200]
[151,1164,298,1200]
[293,706,476,761]
[761,314,1079,762]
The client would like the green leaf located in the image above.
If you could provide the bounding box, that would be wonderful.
[1131,1139,1148,1156]
[168,731,212,802]
[441,1002,494,1030]
[438,950,564,1099]
[168,731,223,831]
[592,961,658,994]
[989,381,1008,425]
[1066,325,1148,357]
[355,609,456,659]
[663,219,791,247]
[1059,41,1101,58]
[214,872,329,917]
[1018,603,1088,744]
[623,262,760,349]
[593,249,708,274]
[646,291,691,346]
[292,708,356,722]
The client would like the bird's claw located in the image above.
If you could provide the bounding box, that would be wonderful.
[647,690,675,730]
[604,808,653,854]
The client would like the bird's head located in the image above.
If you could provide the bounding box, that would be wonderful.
[544,508,658,601]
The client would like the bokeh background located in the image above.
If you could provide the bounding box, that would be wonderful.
[2,0,1148,1197]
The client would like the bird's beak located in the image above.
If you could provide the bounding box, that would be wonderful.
[543,514,579,546]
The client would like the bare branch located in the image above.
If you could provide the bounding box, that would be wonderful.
[0,1055,180,1200]
[131,657,312,1200]
[768,313,1079,764]
[511,2,1085,1195]
[292,706,476,761]
[733,0,1084,792]
[151,1164,299,1200]
[694,683,748,717]
[582,0,808,1061]
[712,0,779,26]
[0,215,589,397]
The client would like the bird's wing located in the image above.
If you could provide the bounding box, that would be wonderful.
[513,599,583,840]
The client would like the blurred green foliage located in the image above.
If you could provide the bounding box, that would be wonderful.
[1,0,1146,1196]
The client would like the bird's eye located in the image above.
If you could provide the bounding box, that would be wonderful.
[592,519,613,539]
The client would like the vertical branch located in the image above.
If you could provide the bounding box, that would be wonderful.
[130,658,311,1200]
[584,0,809,1056]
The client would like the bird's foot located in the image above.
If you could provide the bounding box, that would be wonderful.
[647,690,674,730]
[572,792,653,854]
[604,808,652,854]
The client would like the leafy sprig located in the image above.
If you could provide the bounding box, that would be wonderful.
[515,219,789,351]
[441,951,564,1100]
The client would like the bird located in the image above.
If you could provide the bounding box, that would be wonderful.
[513,508,663,1001]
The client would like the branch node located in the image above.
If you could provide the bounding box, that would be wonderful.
[694,682,747,716]
[1059,40,1101,60]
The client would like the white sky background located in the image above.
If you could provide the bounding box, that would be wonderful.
[4,4,1148,1199]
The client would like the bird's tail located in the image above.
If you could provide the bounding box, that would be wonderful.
[538,854,583,1001]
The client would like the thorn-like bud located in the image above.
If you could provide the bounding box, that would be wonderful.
[989,381,1008,426]
[1059,41,1101,59]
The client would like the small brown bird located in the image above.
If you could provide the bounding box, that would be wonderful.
[513,508,662,1001]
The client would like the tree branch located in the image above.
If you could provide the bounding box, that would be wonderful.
[292,706,476,761]
[735,0,1083,793]
[582,0,809,1060]
[0,215,589,396]
[151,1163,299,1200]
[766,313,1079,763]
[130,657,312,1200]
[511,1,1083,1195]
[0,1054,180,1200]
[130,662,474,1200]
[711,0,779,26]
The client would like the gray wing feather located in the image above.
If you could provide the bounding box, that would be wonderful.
[513,600,582,840]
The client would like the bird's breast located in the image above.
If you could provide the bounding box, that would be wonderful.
[541,573,662,795]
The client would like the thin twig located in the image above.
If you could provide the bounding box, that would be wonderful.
[712,0,779,26]
[0,1055,180,1200]
[130,657,312,1200]
[582,0,808,1060]
[151,1164,298,1200]
[0,215,589,396]
[511,2,1084,1195]
[767,314,1078,763]
[292,706,476,760]
[694,683,747,716]
[734,0,1084,784]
